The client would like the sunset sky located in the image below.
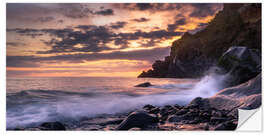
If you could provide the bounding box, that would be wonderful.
[7,3,223,77]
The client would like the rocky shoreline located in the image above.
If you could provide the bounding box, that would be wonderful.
[12,73,260,131]
[13,102,238,131]
[9,3,261,131]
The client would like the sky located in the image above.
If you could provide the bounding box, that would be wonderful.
[6,3,223,77]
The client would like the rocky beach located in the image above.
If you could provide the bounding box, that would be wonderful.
[8,3,262,131]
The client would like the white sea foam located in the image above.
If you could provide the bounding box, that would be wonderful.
[7,70,229,129]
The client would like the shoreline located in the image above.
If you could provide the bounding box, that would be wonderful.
[10,100,238,131]
[9,73,261,131]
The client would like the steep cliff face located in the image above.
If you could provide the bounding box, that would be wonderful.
[138,3,261,78]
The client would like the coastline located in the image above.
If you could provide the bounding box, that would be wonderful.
[10,73,261,131]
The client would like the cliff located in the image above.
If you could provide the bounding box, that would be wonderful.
[138,3,261,78]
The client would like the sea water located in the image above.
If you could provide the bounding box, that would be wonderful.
[6,74,227,129]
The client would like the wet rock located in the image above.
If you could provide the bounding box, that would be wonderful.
[207,73,261,115]
[164,105,174,110]
[148,107,160,114]
[218,46,261,86]
[210,117,228,124]
[188,97,210,109]
[40,122,66,130]
[99,119,124,126]
[175,109,188,116]
[115,111,159,130]
[167,115,183,123]
[129,127,141,131]
[143,104,155,110]
[134,82,153,87]
[167,112,195,123]
[214,121,237,130]
[174,104,184,110]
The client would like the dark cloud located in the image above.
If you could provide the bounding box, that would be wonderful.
[6,55,40,67]
[57,19,64,23]
[35,16,55,23]
[110,21,127,29]
[7,47,170,68]
[7,28,44,38]
[94,9,114,16]
[7,4,51,20]
[8,25,183,54]
[7,3,114,21]
[6,42,26,47]
[131,17,150,22]
[135,3,153,10]
[167,18,187,32]
[113,3,183,12]
[190,3,222,18]
[56,4,92,19]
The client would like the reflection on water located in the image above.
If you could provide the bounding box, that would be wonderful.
[7,75,225,129]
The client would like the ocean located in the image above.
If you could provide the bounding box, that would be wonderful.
[6,74,227,129]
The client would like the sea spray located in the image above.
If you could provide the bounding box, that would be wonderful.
[6,72,230,129]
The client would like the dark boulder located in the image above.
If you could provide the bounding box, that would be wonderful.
[148,108,160,114]
[115,111,159,130]
[39,122,66,130]
[218,46,261,86]
[188,97,210,109]
[134,82,153,87]
[214,121,238,130]
[167,115,183,123]
[143,104,155,110]
[175,109,188,116]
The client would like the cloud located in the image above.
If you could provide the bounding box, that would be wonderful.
[6,42,26,47]
[190,3,223,18]
[131,17,150,22]
[56,4,92,19]
[7,47,170,68]
[94,9,114,16]
[35,16,55,23]
[113,3,183,12]
[135,3,153,10]
[57,19,64,23]
[167,18,187,32]
[110,21,127,29]
[7,3,114,22]
[8,24,183,54]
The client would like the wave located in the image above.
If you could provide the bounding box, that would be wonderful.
[6,72,229,129]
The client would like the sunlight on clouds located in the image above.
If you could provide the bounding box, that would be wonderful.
[6,3,223,77]
[7,59,150,77]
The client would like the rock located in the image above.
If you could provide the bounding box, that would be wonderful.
[129,127,141,131]
[115,111,159,130]
[210,117,228,124]
[207,73,261,116]
[175,109,188,116]
[167,113,195,123]
[214,121,237,130]
[148,107,160,114]
[138,3,261,78]
[167,115,183,123]
[134,82,153,87]
[99,119,123,126]
[143,104,155,110]
[188,97,210,109]
[218,46,261,86]
[174,104,184,110]
[40,122,66,130]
